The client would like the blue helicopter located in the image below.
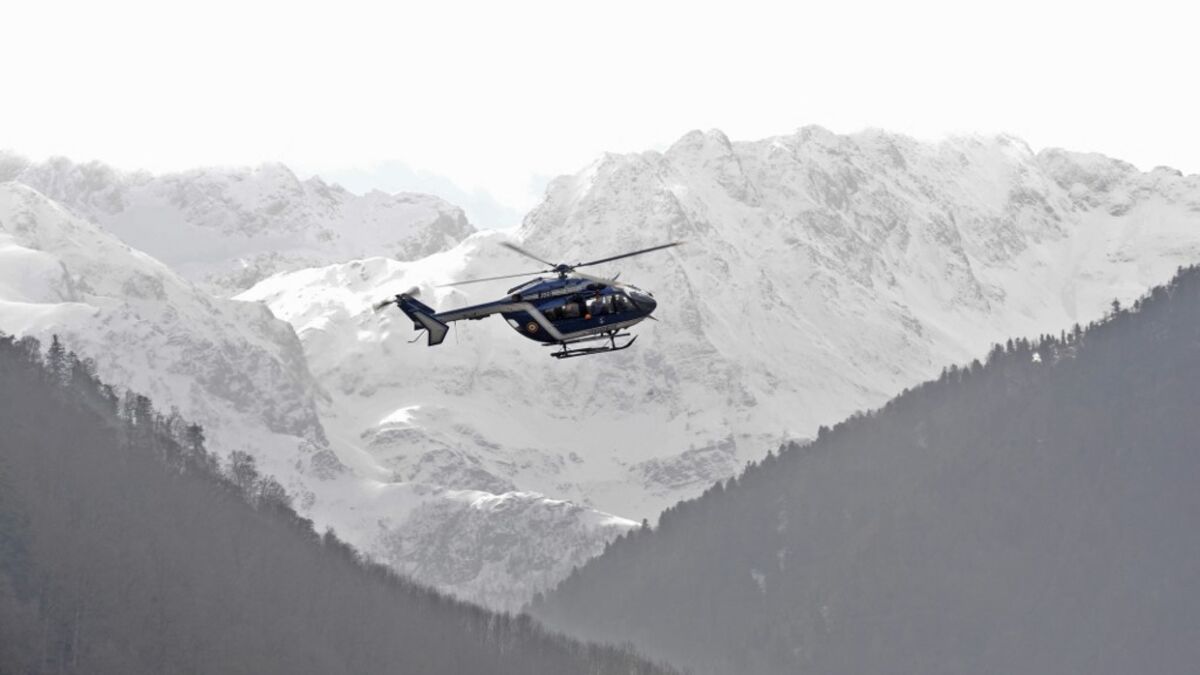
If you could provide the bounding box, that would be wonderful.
[374,241,681,359]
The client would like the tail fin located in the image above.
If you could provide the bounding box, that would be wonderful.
[384,288,449,346]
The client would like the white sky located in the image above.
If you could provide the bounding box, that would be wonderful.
[3,0,1196,216]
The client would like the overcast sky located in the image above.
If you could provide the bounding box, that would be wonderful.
[3,0,1196,223]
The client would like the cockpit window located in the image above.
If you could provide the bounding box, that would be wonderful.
[587,295,616,315]
[613,293,635,312]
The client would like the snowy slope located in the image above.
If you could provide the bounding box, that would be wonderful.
[0,154,475,293]
[0,182,329,469]
[0,182,632,611]
[241,128,1200,527]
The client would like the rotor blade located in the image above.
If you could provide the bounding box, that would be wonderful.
[575,241,684,268]
[571,270,628,288]
[500,241,558,268]
[372,299,395,312]
[436,270,549,288]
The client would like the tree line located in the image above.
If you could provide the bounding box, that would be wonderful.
[0,332,678,675]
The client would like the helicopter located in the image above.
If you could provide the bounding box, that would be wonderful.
[373,240,681,359]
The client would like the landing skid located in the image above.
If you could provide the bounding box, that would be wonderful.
[546,331,638,359]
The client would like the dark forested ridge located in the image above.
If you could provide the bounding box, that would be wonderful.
[0,334,677,675]
[532,265,1200,675]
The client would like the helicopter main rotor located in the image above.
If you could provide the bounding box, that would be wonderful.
[437,240,683,289]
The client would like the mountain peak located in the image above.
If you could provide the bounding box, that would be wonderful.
[667,128,735,156]
[793,123,839,142]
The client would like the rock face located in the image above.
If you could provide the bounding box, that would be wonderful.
[0,181,630,612]
[242,127,1200,530]
[0,154,475,293]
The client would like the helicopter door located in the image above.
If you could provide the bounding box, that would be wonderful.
[558,299,582,320]
[586,295,614,318]
[542,299,582,323]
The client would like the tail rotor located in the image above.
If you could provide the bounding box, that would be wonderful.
[373,286,448,346]
[373,286,421,312]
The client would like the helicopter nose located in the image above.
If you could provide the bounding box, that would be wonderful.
[639,294,657,315]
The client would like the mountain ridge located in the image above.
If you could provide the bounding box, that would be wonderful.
[0,153,476,293]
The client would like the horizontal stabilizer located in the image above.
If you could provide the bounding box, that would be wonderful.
[413,311,449,346]
[379,291,449,347]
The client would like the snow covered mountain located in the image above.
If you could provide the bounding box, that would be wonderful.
[0,154,475,293]
[0,182,631,611]
[241,127,1200,528]
[8,127,1198,611]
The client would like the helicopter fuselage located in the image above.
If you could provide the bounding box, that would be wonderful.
[496,276,657,343]
[421,276,656,345]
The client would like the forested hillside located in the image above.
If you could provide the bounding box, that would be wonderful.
[0,334,675,675]
[532,265,1200,675]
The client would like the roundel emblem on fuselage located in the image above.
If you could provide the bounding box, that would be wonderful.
[526,321,539,333]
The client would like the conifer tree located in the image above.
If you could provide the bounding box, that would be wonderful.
[46,334,67,385]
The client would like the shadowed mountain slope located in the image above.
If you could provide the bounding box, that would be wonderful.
[531,264,1200,675]
[0,334,676,675]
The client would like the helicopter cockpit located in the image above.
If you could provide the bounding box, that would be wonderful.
[586,294,631,316]
[625,287,656,312]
